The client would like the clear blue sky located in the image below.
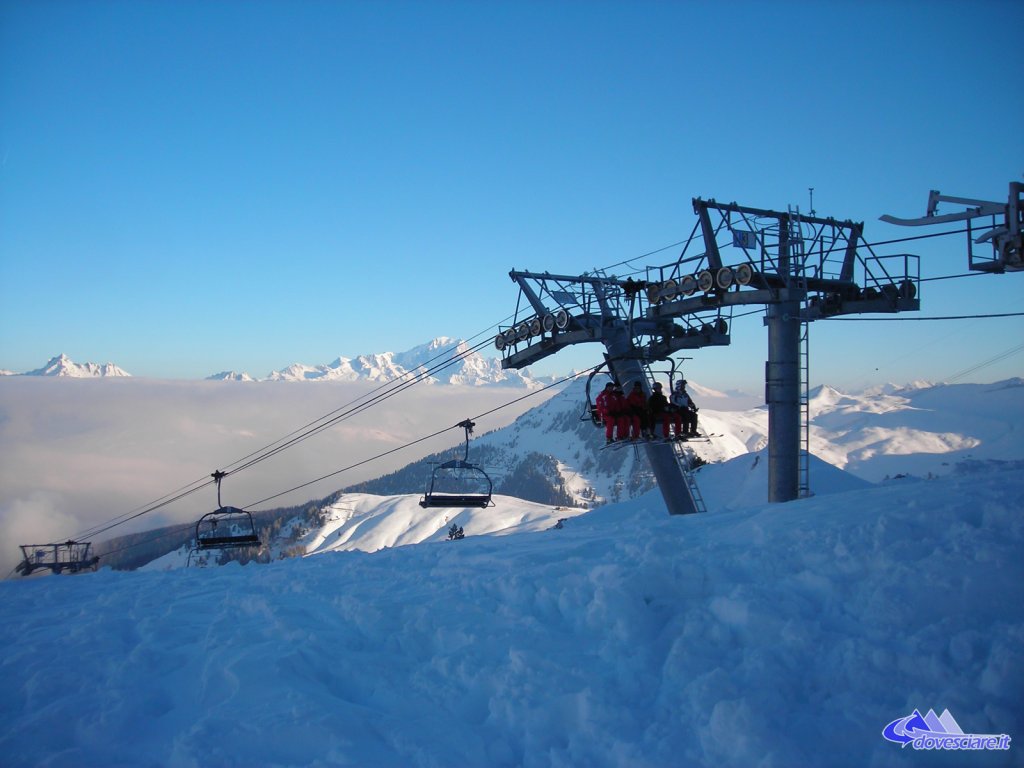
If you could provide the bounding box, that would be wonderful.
[1,0,1021,391]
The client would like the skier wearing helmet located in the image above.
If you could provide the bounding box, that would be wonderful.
[672,379,699,437]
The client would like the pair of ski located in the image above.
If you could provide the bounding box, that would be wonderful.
[601,435,711,450]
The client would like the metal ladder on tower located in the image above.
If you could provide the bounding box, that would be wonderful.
[673,442,708,514]
[788,206,812,498]
[798,314,811,497]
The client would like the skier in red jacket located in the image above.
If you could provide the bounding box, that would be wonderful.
[600,384,629,443]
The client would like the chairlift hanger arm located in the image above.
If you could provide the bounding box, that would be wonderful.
[879,182,1022,273]
[880,190,1005,227]
[211,469,228,507]
[456,418,475,461]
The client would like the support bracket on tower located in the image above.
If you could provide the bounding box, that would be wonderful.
[881,182,1023,273]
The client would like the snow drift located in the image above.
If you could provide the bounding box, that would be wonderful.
[1,462,1020,767]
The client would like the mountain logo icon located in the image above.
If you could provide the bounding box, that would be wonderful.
[883,709,1011,751]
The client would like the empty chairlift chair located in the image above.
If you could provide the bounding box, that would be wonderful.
[190,471,261,565]
[15,540,99,576]
[419,419,494,509]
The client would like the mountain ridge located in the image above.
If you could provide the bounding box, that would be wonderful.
[5,353,133,378]
[6,341,546,388]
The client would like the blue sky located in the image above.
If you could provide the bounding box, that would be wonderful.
[1,0,1021,391]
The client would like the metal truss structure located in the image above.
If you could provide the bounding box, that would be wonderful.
[496,184,1016,516]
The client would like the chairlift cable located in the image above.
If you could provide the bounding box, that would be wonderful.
[822,311,1024,321]
[242,368,594,511]
[52,325,512,546]
[75,480,219,541]
[945,342,1024,383]
[72,474,215,541]
[218,329,508,477]
[90,525,196,564]
[862,226,970,248]
[919,272,988,283]
[241,424,458,509]
[469,366,598,423]
[224,336,497,477]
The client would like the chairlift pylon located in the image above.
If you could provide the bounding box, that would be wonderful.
[188,470,261,566]
[419,419,493,509]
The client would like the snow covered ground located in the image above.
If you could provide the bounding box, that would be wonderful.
[1,461,1021,767]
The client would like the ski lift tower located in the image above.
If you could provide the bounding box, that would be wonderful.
[648,198,920,502]
[498,194,922,510]
[497,270,731,516]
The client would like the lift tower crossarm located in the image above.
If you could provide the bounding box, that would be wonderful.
[694,197,861,230]
[694,197,865,287]
[503,269,731,370]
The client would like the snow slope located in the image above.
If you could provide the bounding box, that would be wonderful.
[302,493,579,555]
[1,463,1020,767]
[807,378,1023,481]
[140,493,585,571]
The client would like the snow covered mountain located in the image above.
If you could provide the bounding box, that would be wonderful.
[806,377,1024,481]
[265,337,543,387]
[205,370,256,382]
[4,339,544,386]
[13,353,132,378]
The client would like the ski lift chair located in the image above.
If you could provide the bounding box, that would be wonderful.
[190,471,260,563]
[583,364,614,427]
[15,540,99,576]
[419,419,494,509]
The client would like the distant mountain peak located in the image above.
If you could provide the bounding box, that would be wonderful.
[266,337,543,388]
[207,371,255,382]
[23,354,132,378]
